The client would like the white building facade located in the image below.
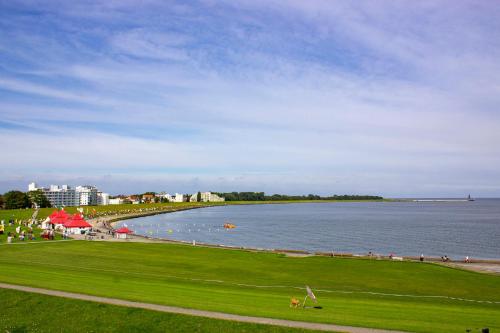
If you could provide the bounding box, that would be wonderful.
[28,182,104,207]
[97,192,110,205]
[109,198,124,205]
[190,192,225,202]
[174,193,186,202]
[76,185,98,206]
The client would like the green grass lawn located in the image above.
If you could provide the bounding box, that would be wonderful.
[0,224,64,243]
[0,288,323,333]
[0,241,498,332]
[0,202,218,222]
[0,200,388,223]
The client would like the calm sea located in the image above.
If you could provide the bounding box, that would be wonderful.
[118,199,500,259]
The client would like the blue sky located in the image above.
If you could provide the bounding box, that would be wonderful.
[1,1,500,197]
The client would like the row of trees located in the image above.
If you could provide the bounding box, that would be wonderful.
[214,192,383,201]
[0,190,51,210]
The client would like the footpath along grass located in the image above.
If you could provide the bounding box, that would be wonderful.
[0,288,324,333]
[0,241,498,332]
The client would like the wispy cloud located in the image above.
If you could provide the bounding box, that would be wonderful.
[110,29,190,61]
[1,0,499,196]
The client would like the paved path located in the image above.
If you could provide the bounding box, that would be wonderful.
[0,282,409,333]
[444,262,500,275]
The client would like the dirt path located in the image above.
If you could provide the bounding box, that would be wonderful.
[443,262,500,275]
[0,282,409,333]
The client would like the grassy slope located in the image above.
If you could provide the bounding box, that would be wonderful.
[0,241,498,333]
[0,202,215,222]
[0,288,322,333]
[0,224,65,244]
[0,200,388,222]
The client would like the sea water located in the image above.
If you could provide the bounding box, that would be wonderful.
[118,199,500,259]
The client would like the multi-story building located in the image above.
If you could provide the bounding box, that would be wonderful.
[174,193,186,202]
[158,193,175,202]
[29,183,79,207]
[76,185,98,206]
[109,198,124,205]
[97,192,110,205]
[191,191,225,202]
[28,182,106,207]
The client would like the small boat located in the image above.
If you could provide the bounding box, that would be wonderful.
[467,194,475,202]
[224,222,236,229]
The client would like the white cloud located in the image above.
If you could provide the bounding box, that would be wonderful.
[111,29,190,61]
[1,1,500,196]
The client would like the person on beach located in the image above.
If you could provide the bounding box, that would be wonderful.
[420,254,424,262]
[465,256,470,263]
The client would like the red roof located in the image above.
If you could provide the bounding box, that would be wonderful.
[63,214,91,228]
[115,227,133,234]
[50,210,71,224]
[57,210,70,218]
[50,216,69,224]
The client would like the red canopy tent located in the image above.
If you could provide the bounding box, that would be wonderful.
[63,214,91,228]
[115,227,133,234]
[49,210,59,219]
[114,227,133,239]
[50,210,71,224]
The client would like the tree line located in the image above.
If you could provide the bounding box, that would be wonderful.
[0,190,51,209]
[214,192,383,201]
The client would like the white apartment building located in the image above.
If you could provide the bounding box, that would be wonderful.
[76,185,98,206]
[174,193,187,202]
[97,192,110,205]
[201,192,224,202]
[109,198,124,205]
[28,182,104,207]
[29,183,79,207]
[156,192,174,202]
[190,192,225,202]
[164,194,176,202]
